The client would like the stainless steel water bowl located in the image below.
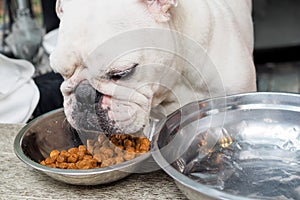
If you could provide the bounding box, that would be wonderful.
[152,92,300,200]
[14,108,161,185]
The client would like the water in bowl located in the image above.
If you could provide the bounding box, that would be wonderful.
[174,121,300,199]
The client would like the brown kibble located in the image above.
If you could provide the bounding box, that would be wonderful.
[100,147,114,158]
[100,154,109,161]
[123,152,135,161]
[93,147,101,155]
[76,160,88,169]
[56,154,67,163]
[101,158,115,168]
[101,140,110,147]
[41,134,151,169]
[126,147,135,153]
[124,139,133,148]
[60,150,67,155]
[78,145,87,152]
[93,154,102,162]
[76,160,85,169]
[110,137,119,146]
[91,158,98,167]
[108,140,116,148]
[48,163,56,168]
[135,143,141,151]
[56,162,68,169]
[112,134,121,140]
[98,135,108,145]
[50,150,60,159]
[83,155,93,160]
[67,153,79,163]
[93,141,101,149]
[139,144,150,152]
[116,151,124,157]
[120,134,127,140]
[76,159,97,169]
[68,147,79,154]
[77,151,85,161]
[60,150,70,158]
[44,157,56,165]
[114,146,124,154]
[115,156,124,164]
[141,138,151,146]
[127,134,134,140]
[67,163,77,169]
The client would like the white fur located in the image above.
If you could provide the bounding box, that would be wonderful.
[50,0,256,133]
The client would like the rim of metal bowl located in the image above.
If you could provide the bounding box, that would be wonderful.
[152,92,300,200]
[14,108,152,176]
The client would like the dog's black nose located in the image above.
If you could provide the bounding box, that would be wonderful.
[75,82,102,108]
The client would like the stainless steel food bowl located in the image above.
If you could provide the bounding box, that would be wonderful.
[152,92,300,200]
[14,108,163,185]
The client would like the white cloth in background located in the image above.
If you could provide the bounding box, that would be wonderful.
[0,54,40,123]
[43,29,58,55]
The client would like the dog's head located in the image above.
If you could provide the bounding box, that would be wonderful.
[50,0,184,134]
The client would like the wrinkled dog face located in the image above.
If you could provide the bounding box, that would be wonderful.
[50,0,180,134]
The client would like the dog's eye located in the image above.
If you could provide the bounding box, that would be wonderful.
[108,63,138,80]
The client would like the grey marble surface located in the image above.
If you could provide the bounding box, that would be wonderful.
[0,124,187,200]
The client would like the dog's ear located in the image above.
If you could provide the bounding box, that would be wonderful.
[56,0,69,19]
[145,0,178,22]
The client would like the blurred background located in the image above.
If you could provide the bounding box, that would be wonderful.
[253,0,300,93]
[0,0,300,119]
[0,0,63,120]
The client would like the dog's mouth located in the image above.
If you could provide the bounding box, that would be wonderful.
[71,81,121,134]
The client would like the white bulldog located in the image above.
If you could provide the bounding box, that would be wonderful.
[50,0,256,134]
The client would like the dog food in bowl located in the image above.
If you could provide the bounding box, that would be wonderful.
[40,134,151,169]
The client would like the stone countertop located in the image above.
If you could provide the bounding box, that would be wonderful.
[0,124,187,200]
